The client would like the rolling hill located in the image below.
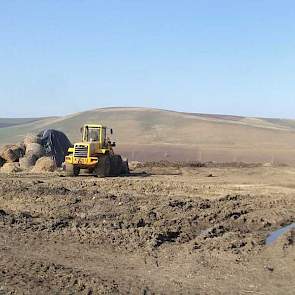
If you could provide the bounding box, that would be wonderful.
[0,117,55,128]
[1,107,295,164]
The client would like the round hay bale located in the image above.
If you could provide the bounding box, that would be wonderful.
[1,148,17,162]
[0,145,10,154]
[1,162,21,173]
[11,145,25,159]
[19,142,26,152]
[19,153,37,170]
[32,157,56,173]
[0,156,5,167]
[25,143,45,159]
[0,144,24,162]
[24,134,41,146]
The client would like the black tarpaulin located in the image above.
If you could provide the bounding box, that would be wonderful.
[38,129,72,167]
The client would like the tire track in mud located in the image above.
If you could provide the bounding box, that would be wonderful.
[0,171,295,294]
[0,231,160,294]
[1,177,294,254]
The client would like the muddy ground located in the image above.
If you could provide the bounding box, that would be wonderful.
[0,164,294,294]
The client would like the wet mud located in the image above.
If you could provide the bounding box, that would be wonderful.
[0,165,294,294]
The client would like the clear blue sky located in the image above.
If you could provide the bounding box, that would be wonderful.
[0,0,294,118]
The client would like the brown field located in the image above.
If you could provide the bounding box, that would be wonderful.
[0,164,294,294]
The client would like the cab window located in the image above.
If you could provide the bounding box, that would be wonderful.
[88,128,100,142]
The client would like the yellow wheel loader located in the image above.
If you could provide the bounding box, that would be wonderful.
[64,124,129,177]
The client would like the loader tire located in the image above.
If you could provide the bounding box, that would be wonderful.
[121,160,130,175]
[88,168,95,174]
[110,155,123,176]
[95,155,111,177]
[65,163,80,176]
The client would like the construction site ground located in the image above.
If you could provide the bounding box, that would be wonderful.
[0,164,294,294]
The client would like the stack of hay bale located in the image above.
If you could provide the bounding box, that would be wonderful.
[0,134,56,173]
[0,144,25,173]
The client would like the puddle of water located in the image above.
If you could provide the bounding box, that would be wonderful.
[266,223,295,245]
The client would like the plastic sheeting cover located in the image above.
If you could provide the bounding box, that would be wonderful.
[38,129,72,167]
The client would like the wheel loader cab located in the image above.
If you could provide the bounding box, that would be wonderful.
[83,125,107,148]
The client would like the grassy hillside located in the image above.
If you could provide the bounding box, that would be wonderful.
[1,108,295,163]
[0,117,52,128]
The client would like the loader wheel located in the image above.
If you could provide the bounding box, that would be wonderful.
[95,155,111,177]
[88,168,95,174]
[121,160,130,175]
[110,155,123,176]
[65,163,80,176]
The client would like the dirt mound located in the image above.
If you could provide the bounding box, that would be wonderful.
[135,161,206,169]
[134,161,266,171]
[128,161,141,170]
[23,134,41,146]
[280,228,295,250]
[32,157,57,173]
[205,161,263,168]
[0,162,21,173]
[19,153,38,170]
[25,143,45,159]
[0,144,25,162]
[269,228,295,252]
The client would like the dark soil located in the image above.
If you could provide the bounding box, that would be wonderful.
[0,166,294,294]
